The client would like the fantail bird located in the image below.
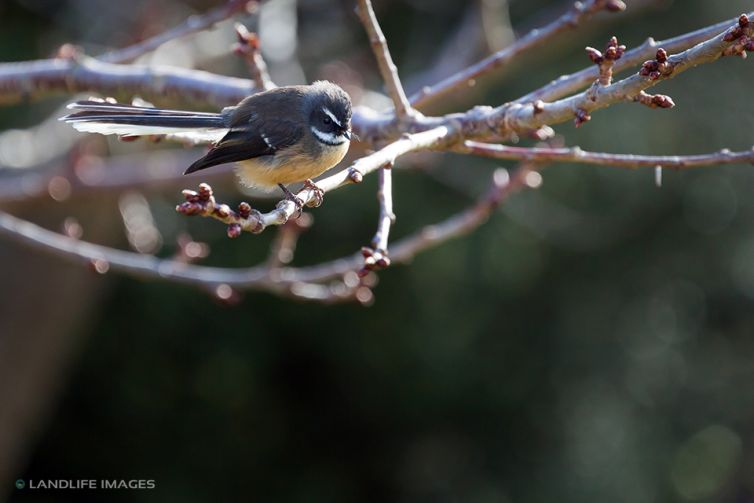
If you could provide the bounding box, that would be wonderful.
[60,81,353,200]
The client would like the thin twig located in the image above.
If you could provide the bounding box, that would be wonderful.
[361,164,395,273]
[409,0,626,109]
[373,165,394,254]
[355,0,416,121]
[98,0,255,64]
[267,214,313,269]
[458,142,754,169]
[233,23,275,90]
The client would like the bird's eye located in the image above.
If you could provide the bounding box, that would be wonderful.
[323,116,332,125]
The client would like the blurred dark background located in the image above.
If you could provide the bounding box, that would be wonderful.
[1,0,754,501]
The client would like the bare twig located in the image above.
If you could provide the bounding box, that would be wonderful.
[0,150,234,204]
[355,0,416,121]
[409,0,626,109]
[233,23,274,90]
[98,0,255,64]
[361,164,395,274]
[291,165,539,284]
[0,205,354,302]
[458,142,754,169]
[387,165,535,263]
[267,214,313,269]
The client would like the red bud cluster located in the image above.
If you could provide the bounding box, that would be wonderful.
[574,108,592,127]
[640,48,674,80]
[176,182,263,237]
[722,14,753,58]
[359,247,391,276]
[586,36,626,85]
[634,91,675,109]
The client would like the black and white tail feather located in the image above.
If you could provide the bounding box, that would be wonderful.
[60,100,230,144]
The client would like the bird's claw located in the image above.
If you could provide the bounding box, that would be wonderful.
[303,179,325,208]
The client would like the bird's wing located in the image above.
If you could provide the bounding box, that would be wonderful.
[184,115,303,174]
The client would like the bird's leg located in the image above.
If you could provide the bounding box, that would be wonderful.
[278,183,305,216]
[303,179,325,208]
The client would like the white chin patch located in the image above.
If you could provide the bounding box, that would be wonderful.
[311,126,347,146]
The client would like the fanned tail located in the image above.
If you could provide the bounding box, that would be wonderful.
[60,100,229,142]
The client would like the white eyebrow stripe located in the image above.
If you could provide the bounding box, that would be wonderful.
[322,107,342,127]
[311,126,348,146]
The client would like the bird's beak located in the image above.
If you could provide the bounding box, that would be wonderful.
[343,130,352,140]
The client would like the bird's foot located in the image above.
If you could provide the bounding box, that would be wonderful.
[303,179,325,208]
[278,183,305,217]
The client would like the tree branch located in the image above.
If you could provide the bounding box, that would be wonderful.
[267,214,312,269]
[0,56,255,108]
[479,15,753,138]
[0,13,749,144]
[97,0,255,64]
[355,0,416,121]
[0,150,234,204]
[0,165,533,296]
[409,0,626,109]
[233,23,274,90]
[361,164,395,273]
[458,142,754,169]
[515,11,754,105]
[0,8,751,305]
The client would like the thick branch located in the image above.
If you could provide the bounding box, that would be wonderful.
[355,0,415,120]
[0,56,255,107]
[458,142,754,169]
[409,0,625,109]
[98,0,255,64]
